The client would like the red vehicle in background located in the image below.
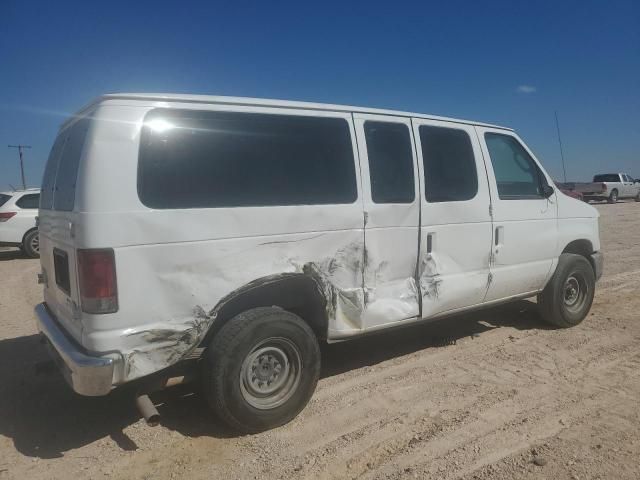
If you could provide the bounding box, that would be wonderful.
[555,182,584,201]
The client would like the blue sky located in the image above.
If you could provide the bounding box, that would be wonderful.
[1,0,638,190]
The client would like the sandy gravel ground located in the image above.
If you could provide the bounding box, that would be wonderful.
[0,202,639,480]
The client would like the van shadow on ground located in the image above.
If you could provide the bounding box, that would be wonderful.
[0,299,549,459]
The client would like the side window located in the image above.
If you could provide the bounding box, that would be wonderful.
[484,133,545,199]
[138,109,358,209]
[54,119,90,211]
[364,121,415,203]
[419,125,478,202]
[40,134,67,210]
[16,194,40,209]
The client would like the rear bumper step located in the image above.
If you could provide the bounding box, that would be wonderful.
[35,303,117,396]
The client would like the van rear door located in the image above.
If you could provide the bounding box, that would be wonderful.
[39,118,90,342]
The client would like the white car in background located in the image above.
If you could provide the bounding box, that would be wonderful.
[0,188,40,257]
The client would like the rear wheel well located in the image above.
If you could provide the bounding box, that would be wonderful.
[562,239,594,270]
[21,227,37,246]
[201,274,329,346]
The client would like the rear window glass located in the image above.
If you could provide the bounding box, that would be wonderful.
[138,109,358,209]
[40,118,90,211]
[593,174,620,183]
[16,193,40,209]
[0,194,11,208]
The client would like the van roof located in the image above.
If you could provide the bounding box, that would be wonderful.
[70,93,513,131]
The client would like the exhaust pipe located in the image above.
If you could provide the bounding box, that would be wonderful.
[136,394,160,427]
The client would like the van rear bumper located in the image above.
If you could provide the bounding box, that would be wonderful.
[35,303,116,396]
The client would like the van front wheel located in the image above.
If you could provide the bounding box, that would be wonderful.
[203,307,320,433]
[538,253,595,328]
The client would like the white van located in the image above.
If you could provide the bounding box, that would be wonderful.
[36,94,603,432]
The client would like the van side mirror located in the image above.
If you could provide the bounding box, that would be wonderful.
[541,185,555,198]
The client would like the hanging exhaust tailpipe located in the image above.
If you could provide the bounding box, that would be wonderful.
[136,394,160,426]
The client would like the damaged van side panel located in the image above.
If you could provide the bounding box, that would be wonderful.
[97,230,370,382]
[73,103,375,383]
[74,102,489,383]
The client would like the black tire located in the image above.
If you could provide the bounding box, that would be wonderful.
[635,192,639,202]
[538,253,595,328]
[22,229,40,258]
[608,189,618,204]
[203,307,320,433]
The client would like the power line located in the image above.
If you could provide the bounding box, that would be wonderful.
[7,144,32,190]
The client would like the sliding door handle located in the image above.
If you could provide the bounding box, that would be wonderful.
[494,226,504,252]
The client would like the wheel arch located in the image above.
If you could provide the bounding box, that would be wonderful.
[562,239,595,271]
[200,273,329,346]
[21,226,38,246]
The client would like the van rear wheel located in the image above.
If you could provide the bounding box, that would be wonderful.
[203,307,320,433]
[538,253,595,328]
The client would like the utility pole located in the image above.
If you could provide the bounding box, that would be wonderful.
[7,144,31,190]
[554,111,567,183]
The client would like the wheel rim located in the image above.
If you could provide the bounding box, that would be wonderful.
[563,274,588,313]
[611,192,617,202]
[30,233,39,254]
[240,337,302,410]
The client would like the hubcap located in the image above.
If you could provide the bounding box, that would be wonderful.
[240,337,302,410]
[564,277,580,306]
[563,274,587,313]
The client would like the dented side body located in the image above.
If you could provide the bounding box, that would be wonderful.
[36,94,602,391]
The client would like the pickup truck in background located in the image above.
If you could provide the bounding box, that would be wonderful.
[565,173,640,203]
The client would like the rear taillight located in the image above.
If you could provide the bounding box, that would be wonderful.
[601,183,606,190]
[77,249,118,314]
[0,212,17,222]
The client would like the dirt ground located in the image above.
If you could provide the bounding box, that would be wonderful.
[0,202,639,480]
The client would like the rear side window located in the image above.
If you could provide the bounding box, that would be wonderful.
[40,118,90,211]
[485,133,546,199]
[0,194,11,207]
[16,194,40,209]
[593,174,619,183]
[54,119,90,211]
[138,109,358,209]
[40,135,66,209]
[419,126,478,202]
